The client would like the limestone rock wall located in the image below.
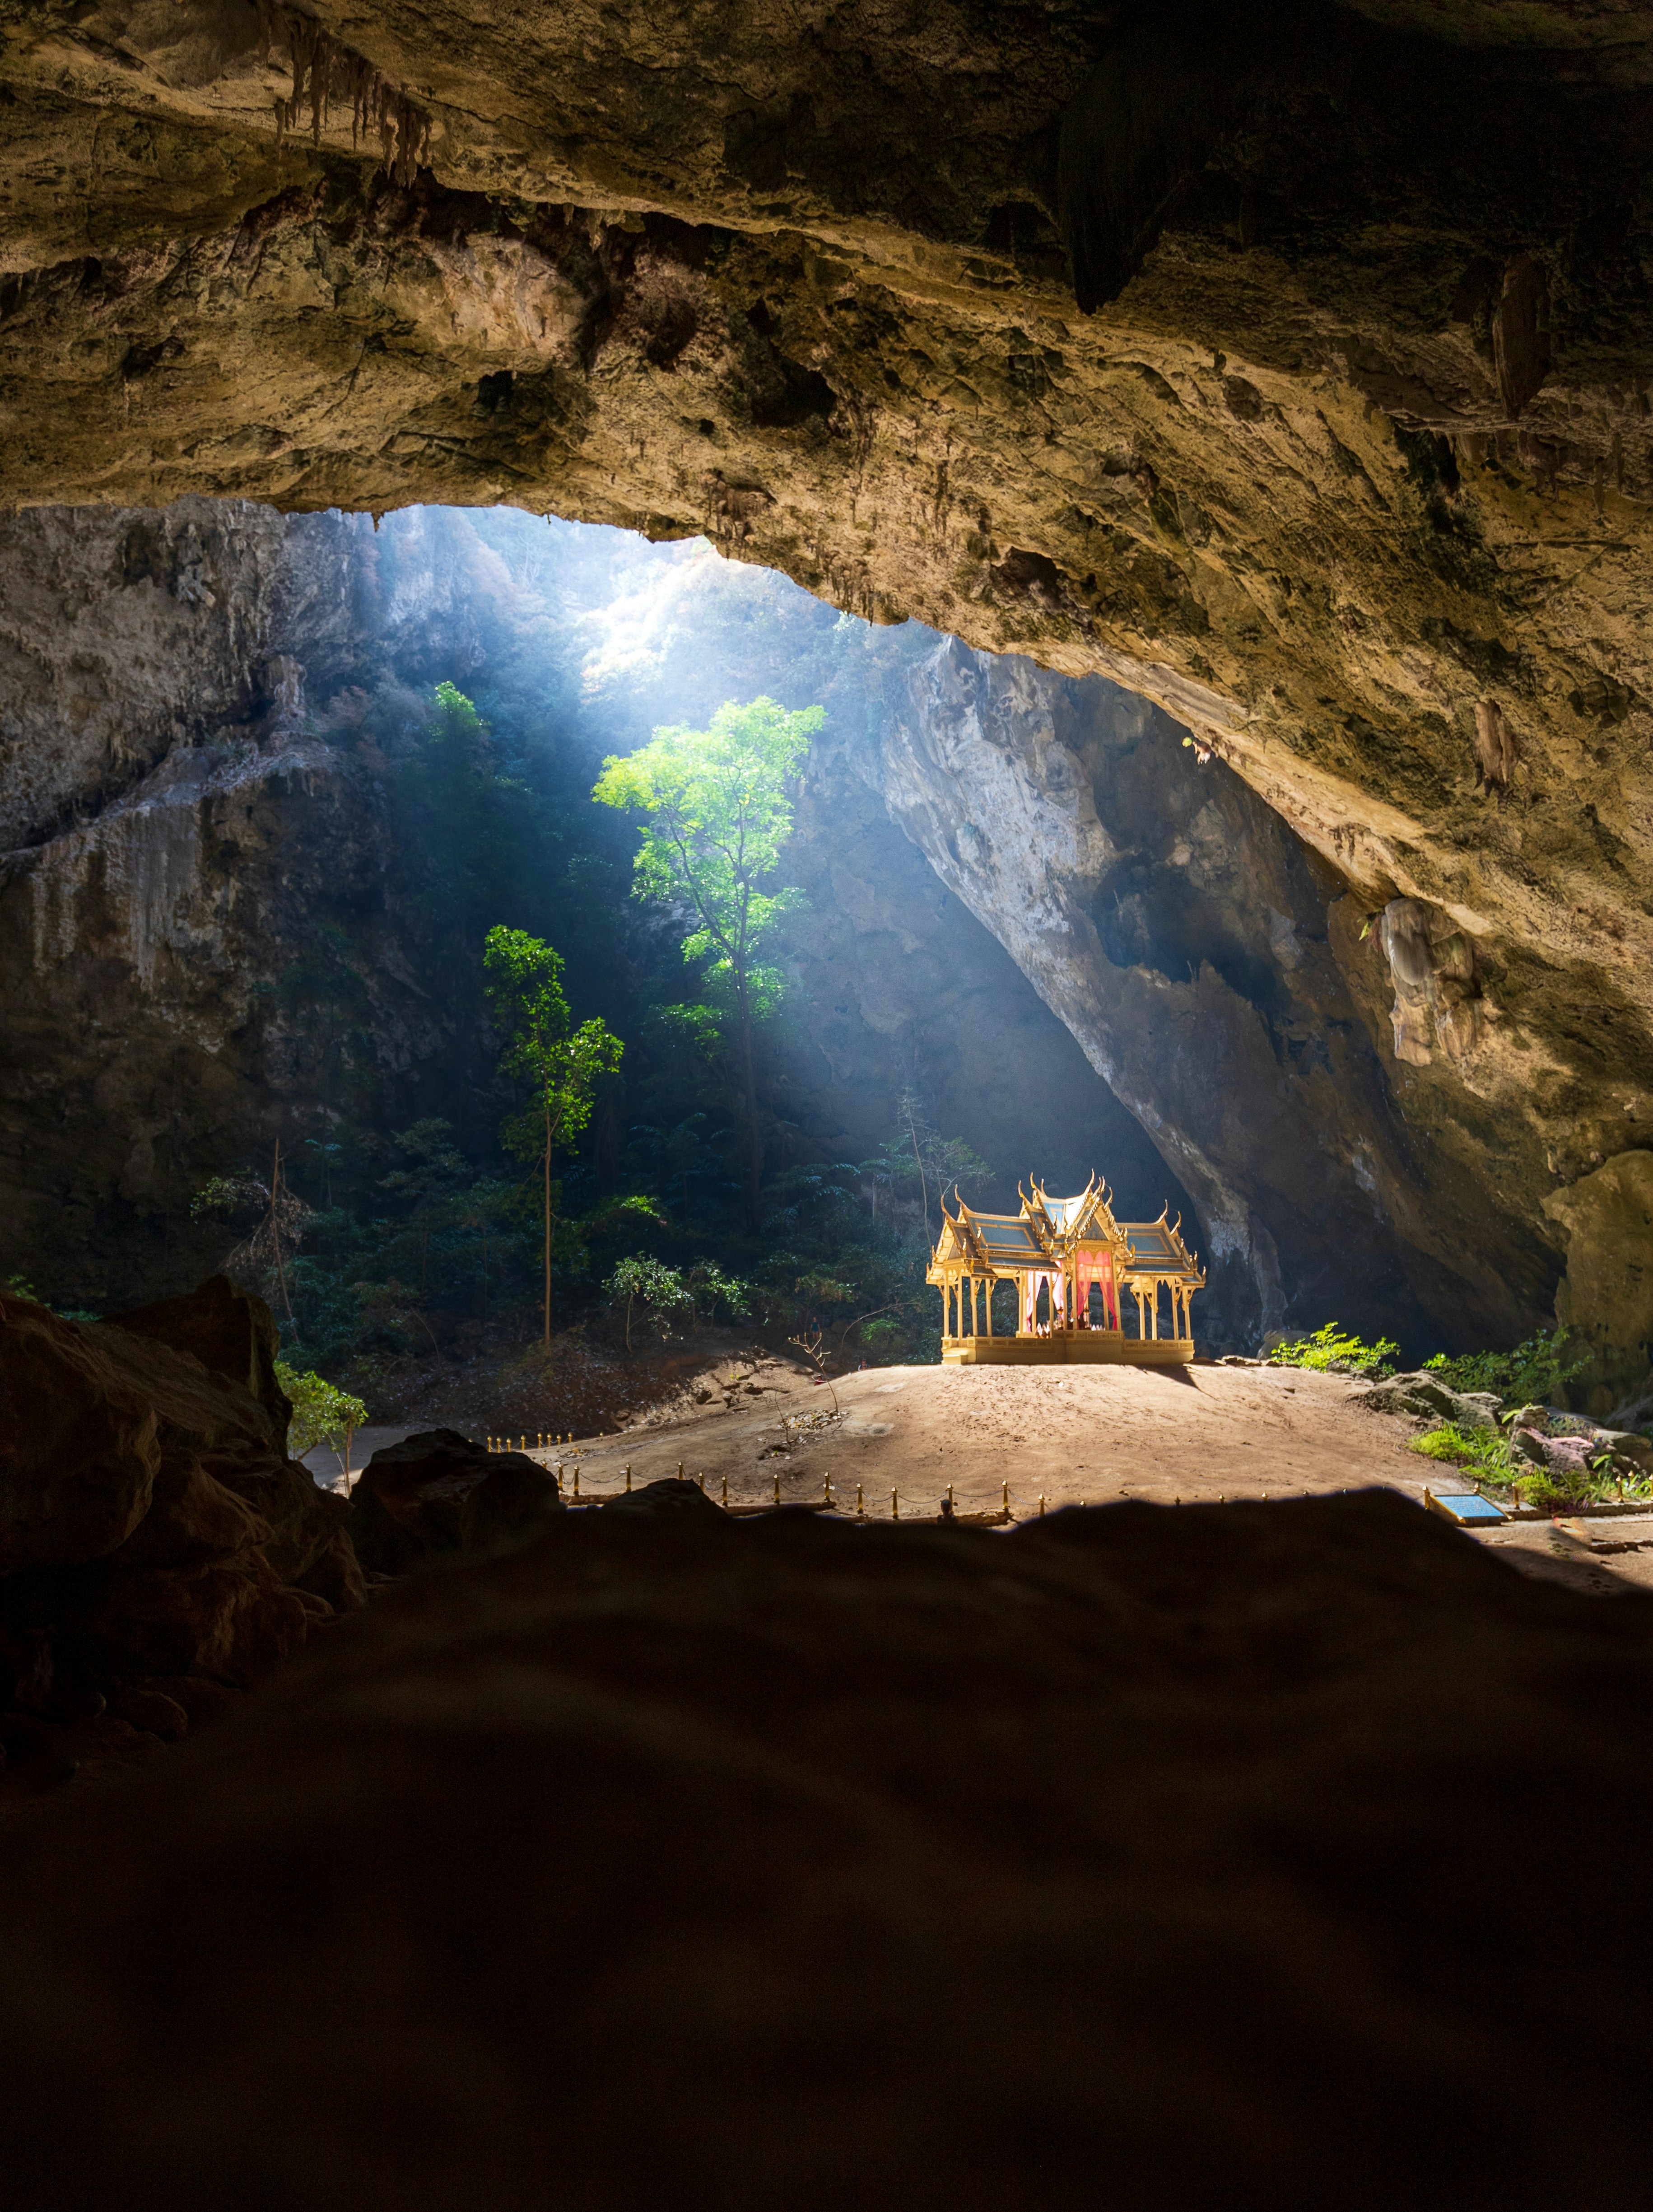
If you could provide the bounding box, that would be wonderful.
[5,3,1653,1381]
[0,499,1206,1335]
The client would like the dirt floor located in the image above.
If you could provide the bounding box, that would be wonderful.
[317,1356,1653,1599]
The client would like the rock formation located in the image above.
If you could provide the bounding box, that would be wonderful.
[0,499,1202,1327]
[349,1427,564,1573]
[0,1490,1648,2207]
[5,3,1653,1383]
[0,1279,361,1731]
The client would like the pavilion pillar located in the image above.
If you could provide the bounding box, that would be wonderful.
[985,1275,994,1336]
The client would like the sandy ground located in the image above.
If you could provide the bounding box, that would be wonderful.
[317,1358,1653,1598]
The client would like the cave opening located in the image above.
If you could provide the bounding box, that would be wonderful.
[2,491,1483,1407]
[8,10,1653,2192]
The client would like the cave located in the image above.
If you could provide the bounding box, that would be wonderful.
[2,5,1652,2204]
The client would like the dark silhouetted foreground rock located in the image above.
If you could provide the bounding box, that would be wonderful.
[0,1287,362,1720]
[348,1429,563,1573]
[107,1274,293,1449]
[0,1492,1647,2209]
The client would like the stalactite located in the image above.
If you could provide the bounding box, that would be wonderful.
[256,1,431,188]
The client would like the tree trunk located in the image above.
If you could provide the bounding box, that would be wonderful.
[542,1109,552,1350]
[739,988,762,1233]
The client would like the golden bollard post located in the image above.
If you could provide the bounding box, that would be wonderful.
[856,1482,865,1518]
[892,1489,899,1521]
[721,1474,729,1508]
[698,1473,706,1493]
[624,1464,632,1492]
[573,1462,581,1501]
[823,1474,833,1508]
[678,1460,685,1481]
[1038,1493,1045,1517]
[773,1470,781,1507]
[1001,1479,1009,1517]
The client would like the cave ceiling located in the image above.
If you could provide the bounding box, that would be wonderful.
[6,0,1653,1375]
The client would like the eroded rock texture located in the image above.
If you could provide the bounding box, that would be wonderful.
[0,1493,1648,2208]
[0,1279,361,1720]
[5,3,1653,1381]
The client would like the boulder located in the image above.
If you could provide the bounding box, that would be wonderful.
[0,1292,166,1574]
[0,1494,1648,2211]
[106,1275,291,1448]
[602,1475,727,1520]
[0,1284,361,1710]
[349,1432,563,1574]
[1593,1428,1653,1465]
[1351,1372,1500,1428]
[48,1548,312,1688]
[102,1278,362,1607]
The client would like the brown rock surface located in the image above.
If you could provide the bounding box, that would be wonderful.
[107,1274,293,1447]
[5,4,1653,1366]
[349,1427,564,1573]
[0,1284,361,1708]
[0,1491,1646,2208]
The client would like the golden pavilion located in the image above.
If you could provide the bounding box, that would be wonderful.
[926,1174,1206,1365]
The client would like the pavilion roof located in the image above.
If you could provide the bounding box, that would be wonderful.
[1119,1216,1206,1284]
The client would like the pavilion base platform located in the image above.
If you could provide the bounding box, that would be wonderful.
[942,1334,1194,1367]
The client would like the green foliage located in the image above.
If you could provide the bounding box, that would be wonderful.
[483,927,623,1166]
[591,696,822,1012]
[684,1259,750,1325]
[395,684,545,938]
[1267,1323,1399,1377]
[594,695,823,1226]
[605,1256,694,1348]
[1513,1459,1653,1509]
[1422,1329,1588,1408]
[602,1254,751,1350]
[1411,1422,1516,1480]
[3,1274,100,1323]
[484,925,624,1345]
[275,1360,369,1461]
[190,1174,266,1221]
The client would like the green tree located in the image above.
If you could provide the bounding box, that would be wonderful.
[592,695,823,1231]
[275,1360,369,1491]
[483,925,624,1348]
[397,683,542,938]
[605,1255,694,1350]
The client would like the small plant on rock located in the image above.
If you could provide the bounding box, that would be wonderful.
[1411,1422,1517,1487]
[1267,1323,1399,1378]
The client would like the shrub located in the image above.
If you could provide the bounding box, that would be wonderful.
[1267,1323,1399,1378]
[605,1255,694,1349]
[1411,1422,1516,1484]
[275,1360,369,1475]
[1422,1329,1588,1408]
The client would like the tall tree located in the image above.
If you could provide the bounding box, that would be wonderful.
[483,926,623,1348]
[592,695,822,1231]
